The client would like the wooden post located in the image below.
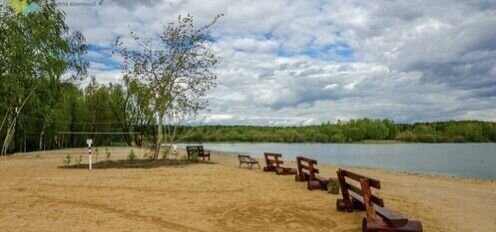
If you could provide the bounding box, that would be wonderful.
[337,169,353,212]
[295,156,305,181]
[360,178,376,221]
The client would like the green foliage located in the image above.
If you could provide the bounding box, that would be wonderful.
[189,153,199,162]
[75,155,82,165]
[105,148,111,161]
[330,133,346,143]
[173,120,496,143]
[1,0,88,155]
[63,154,71,166]
[127,149,137,162]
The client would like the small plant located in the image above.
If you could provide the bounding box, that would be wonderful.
[105,148,111,161]
[76,155,82,166]
[189,153,199,162]
[35,154,40,158]
[63,154,72,166]
[127,149,137,162]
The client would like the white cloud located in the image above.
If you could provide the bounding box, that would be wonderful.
[62,0,496,125]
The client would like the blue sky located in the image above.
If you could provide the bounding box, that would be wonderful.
[59,0,496,125]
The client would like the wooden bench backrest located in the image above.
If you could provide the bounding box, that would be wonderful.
[264,152,284,168]
[238,154,253,162]
[187,145,204,152]
[186,146,208,157]
[337,169,389,220]
[339,169,410,227]
[296,156,319,180]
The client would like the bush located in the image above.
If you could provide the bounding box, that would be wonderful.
[127,150,137,162]
[63,154,71,166]
[189,153,199,162]
[76,155,82,165]
[105,148,111,161]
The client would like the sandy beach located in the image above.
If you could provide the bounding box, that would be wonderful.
[0,147,495,232]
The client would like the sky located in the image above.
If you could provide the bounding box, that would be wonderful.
[58,0,496,125]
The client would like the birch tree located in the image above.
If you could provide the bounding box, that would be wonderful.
[114,14,222,159]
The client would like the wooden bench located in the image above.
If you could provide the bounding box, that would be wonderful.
[336,169,423,232]
[238,155,260,169]
[186,145,211,161]
[294,156,329,191]
[262,152,297,175]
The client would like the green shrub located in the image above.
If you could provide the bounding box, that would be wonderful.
[76,155,82,165]
[105,148,111,161]
[63,154,71,166]
[127,149,137,162]
[189,153,199,162]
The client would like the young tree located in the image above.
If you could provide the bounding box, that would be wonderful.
[114,14,222,159]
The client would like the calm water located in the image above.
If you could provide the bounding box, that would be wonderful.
[187,143,496,180]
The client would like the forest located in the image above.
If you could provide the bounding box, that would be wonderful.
[180,120,496,143]
[1,1,496,155]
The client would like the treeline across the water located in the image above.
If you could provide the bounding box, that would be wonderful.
[178,119,496,143]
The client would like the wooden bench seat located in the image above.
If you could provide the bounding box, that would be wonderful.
[263,152,297,175]
[336,169,423,232]
[186,145,211,161]
[295,156,329,191]
[237,155,260,169]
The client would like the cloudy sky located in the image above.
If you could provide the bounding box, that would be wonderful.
[59,0,496,125]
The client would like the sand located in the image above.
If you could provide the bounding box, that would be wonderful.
[0,147,495,232]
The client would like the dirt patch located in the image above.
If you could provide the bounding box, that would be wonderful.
[59,159,212,169]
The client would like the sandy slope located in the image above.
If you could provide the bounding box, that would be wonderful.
[0,147,495,231]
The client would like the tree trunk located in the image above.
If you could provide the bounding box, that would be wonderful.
[39,125,45,151]
[154,114,163,160]
[1,117,16,156]
[1,89,36,155]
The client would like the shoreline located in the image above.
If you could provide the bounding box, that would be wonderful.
[209,149,496,182]
[181,141,496,144]
[10,146,496,182]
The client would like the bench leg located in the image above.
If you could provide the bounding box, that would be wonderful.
[363,218,423,232]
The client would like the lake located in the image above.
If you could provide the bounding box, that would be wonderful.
[185,143,496,180]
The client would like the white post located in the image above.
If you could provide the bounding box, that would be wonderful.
[87,139,93,171]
